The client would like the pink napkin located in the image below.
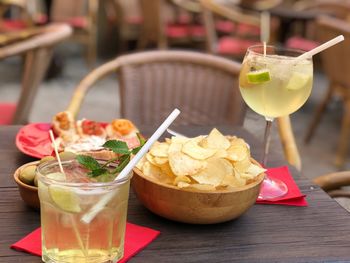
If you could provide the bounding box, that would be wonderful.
[11,222,160,263]
[256,166,308,206]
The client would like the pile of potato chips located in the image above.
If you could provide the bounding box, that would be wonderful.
[136,128,266,191]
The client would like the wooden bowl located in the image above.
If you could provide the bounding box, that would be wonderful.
[13,161,40,210]
[132,164,265,224]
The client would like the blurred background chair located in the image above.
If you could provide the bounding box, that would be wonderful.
[0,0,33,32]
[103,0,142,52]
[314,171,350,199]
[200,0,266,60]
[50,0,98,66]
[137,0,205,50]
[285,0,350,52]
[0,23,71,124]
[66,50,300,169]
[304,16,350,168]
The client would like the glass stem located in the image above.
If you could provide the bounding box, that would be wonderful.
[262,118,274,166]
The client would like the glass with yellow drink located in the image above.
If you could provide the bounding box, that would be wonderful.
[239,45,313,200]
[239,46,313,118]
[37,159,131,263]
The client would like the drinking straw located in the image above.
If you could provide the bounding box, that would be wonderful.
[49,130,64,173]
[81,108,181,224]
[260,11,270,56]
[295,35,344,62]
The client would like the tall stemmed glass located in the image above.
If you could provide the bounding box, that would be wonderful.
[239,45,313,200]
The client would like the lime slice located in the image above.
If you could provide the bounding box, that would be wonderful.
[46,172,81,213]
[247,69,271,84]
[48,177,81,213]
[286,72,311,90]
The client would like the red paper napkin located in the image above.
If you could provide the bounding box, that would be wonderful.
[11,222,160,262]
[256,166,308,206]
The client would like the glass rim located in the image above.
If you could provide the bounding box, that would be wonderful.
[36,159,132,187]
[247,44,311,59]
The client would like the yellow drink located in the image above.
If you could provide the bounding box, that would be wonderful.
[239,53,313,119]
[37,160,130,263]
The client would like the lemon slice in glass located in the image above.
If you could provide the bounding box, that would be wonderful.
[286,72,311,90]
[49,185,81,213]
[47,172,81,213]
[247,69,271,84]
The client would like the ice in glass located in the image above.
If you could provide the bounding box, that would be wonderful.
[37,159,130,263]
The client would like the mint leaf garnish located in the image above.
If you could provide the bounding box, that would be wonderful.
[103,140,130,154]
[89,168,108,177]
[76,135,147,181]
[76,155,101,170]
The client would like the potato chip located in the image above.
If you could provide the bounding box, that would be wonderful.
[213,149,228,159]
[177,182,191,188]
[168,151,206,176]
[182,136,217,160]
[233,169,247,186]
[233,154,251,173]
[221,171,246,188]
[142,162,174,184]
[226,144,249,162]
[190,158,233,186]
[146,153,158,166]
[136,156,146,170]
[247,163,266,177]
[150,142,169,157]
[174,175,191,186]
[200,128,230,150]
[168,141,183,153]
[158,162,175,176]
[153,156,168,166]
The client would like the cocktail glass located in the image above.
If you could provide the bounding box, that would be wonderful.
[37,159,131,263]
[239,45,313,200]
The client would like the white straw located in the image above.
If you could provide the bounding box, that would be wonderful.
[49,130,64,174]
[81,108,181,224]
[116,108,181,181]
[295,35,344,62]
[260,11,270,45]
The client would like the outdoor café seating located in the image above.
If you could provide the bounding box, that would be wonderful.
[1,1,350,262]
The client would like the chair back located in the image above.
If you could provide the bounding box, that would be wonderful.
[118,51,245,126]
[0,23,72,124]
[137,0,167,48]
[295,0,350,20]
[68,50,246,127]
[199,0,260,54]
[314,16,350,87]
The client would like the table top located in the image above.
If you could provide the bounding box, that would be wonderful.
[1,125,350,262]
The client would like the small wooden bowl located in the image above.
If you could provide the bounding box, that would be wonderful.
[132,163,265,224]
[13,161,40,210]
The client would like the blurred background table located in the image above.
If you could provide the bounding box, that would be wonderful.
[1,125,350,262]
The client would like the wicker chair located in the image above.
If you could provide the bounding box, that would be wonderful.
[66,50,301,169]
[304,16,350,168]
[50,0,98,66]
[0,23,72,124]
[67,50,246,126]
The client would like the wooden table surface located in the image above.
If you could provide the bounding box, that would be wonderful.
[1,125,350,262]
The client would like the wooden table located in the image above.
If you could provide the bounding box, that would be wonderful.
[1,125,350,262]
